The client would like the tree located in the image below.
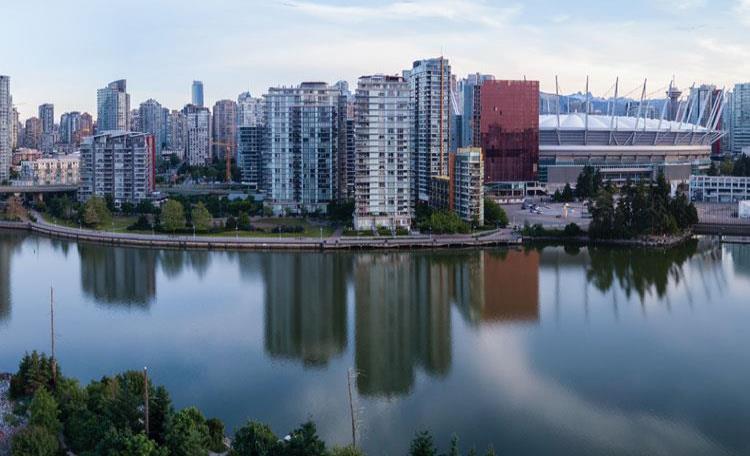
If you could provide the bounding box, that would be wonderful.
[230,421,279,456]
[165,407,210,456]
[588,190,616,239]
[137,199,156,215]
[161,199,186,233]
[95,429,167,456]
[4,195,26,221]
[206,418,227,453]
[238,211,252,230]
[720,158,734,176]
[10,351,55,399]
[484,198,508,227]
[10,425,59,456]
[83,196,112,228]
[561,183,575,202]
[225,216,237,231]
[29,387,62,435]
[409,431,437,456]
[575,165,601,199]
[330,446,366,456]
[191,202,212,232]
[449,434,461,456]
[283,421,326,456]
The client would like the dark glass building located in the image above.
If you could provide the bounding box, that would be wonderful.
[477,80,539,183]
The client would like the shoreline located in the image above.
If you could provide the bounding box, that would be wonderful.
[0,220,519,252]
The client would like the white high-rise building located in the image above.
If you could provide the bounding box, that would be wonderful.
[237,92,264,127]
[264,82,344,214]
[732,83,750,155]
[11,107,19,151]
[0,76,10,181]
[353,75,412,230]
[183,105,211,166]
[97,80,130,132]
[405,57,451,203]
[79,131,154,205]
[166,110,186,152]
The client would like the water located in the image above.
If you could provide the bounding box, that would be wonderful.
[1,231,749,455]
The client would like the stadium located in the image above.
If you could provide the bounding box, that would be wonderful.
[538,112,724,188]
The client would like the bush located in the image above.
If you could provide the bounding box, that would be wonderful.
[271,225,305,234]
[563,223,583,237]
[11,425,59,456]
[128,215,153,231]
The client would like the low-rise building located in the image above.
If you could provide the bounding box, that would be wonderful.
[689,175,750,203]
[430,148,485,225]
[20,154,79,185]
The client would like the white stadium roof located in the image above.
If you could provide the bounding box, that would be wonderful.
[540,113,708,132]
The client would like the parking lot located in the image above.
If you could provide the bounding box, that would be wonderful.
[503,201,592,230]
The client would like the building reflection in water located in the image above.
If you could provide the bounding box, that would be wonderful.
[78,244,157,307]
[262,253,349,367]
[727,243,750,279]
[353,250,540,397]
[453,250,540,325]
[0,234,23,322]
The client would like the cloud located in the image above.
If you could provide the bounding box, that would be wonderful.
[654,0,707,10]
[280,0,521,28]
[736,0,750,25]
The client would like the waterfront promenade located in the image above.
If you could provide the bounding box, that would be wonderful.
[0,216,519,251]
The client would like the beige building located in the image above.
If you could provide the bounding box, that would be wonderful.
[20,154,80,185]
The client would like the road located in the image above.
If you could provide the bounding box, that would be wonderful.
[13,213,520,251]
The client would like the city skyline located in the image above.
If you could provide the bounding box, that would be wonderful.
[3,0,750,119]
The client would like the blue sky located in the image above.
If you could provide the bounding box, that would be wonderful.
[2,0,749,119]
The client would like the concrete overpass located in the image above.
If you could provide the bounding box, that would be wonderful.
[0,184,78,203]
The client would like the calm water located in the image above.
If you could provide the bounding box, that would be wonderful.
[1,232,750,455]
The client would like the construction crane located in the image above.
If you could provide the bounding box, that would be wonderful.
[212,140,235,182]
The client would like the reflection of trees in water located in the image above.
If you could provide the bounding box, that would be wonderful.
[158,250,187,279]
[262,253,349,367]
[78,244,157,308]
[0,233,24,323]
[585,241,700,300]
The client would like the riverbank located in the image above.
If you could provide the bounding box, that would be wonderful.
[0,219,519,252]
[522,231,696,248]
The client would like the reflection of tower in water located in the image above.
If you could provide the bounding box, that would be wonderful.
[262,253,349,367]
[0,235,23,322]
[354,253,453,397]
[452,250,540,325]
[78,244,157,307]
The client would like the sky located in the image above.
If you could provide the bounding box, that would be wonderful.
[3,0,750,120]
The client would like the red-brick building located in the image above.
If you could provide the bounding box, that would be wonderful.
[477,80,539,183]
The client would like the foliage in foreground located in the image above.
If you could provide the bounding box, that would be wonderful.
[8,352,504,456]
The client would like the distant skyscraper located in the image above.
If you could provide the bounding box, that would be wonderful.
[478,80,539,183]
[689,84,719,128]
[238,125,266,187]
[405,57,451,203]
[79,131,155,204]
[139,99,166,156]
[353,75,412,230]
[11,107,19,151]
[666,85,683,122]
[458,73,495,148]
[24,117,41,150]
[264,82,345,214]
[192,81,204,107]
[733,83,750,155]
[79,113,94,141]
[166,110,185,152]
[237,92,264,127]
[39,103,55,154]
[59,112,82,145]
[182,104,211,166]
[212,99,237,161]
[0,76,10,181]
[722,90,734,155]
[97,80,130,132]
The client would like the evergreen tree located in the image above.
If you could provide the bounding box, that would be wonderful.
[409,431,437,456]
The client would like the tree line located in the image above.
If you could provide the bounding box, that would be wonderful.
[6,352,499,456]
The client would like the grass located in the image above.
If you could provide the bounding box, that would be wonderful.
[40,212,138,232]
